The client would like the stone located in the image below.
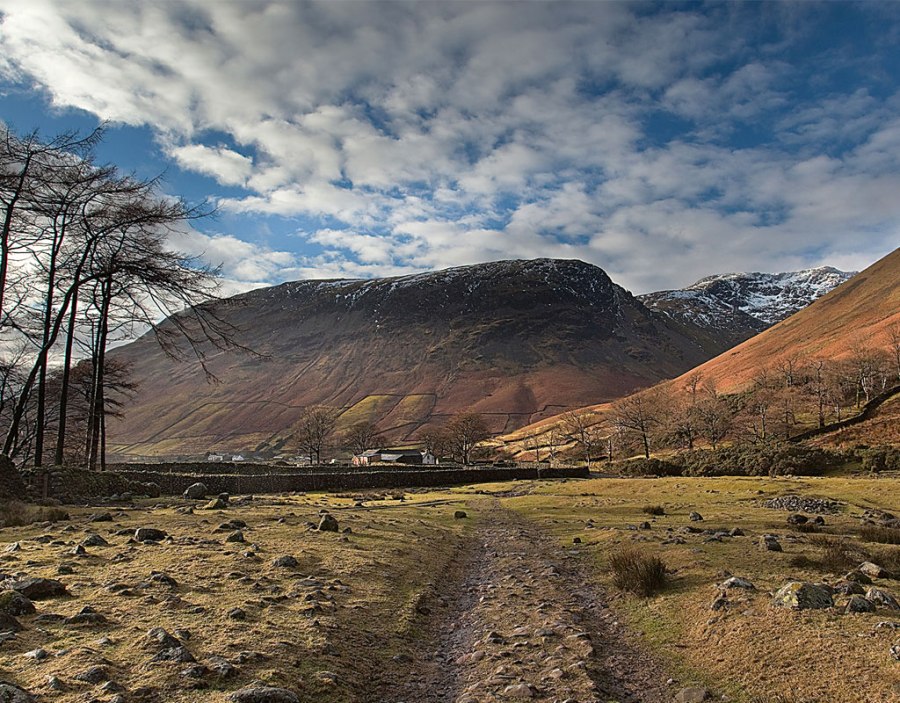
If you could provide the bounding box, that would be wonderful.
[845,570,873,585]
[689,512,703,522]
[0,683,34,703]
[454,510,468,519]
[4,578,67,600]
[639,521,652,530]
[710,593,727,611]
[226,686,300,703]
[204,497,228,510]
[80,534,109,548]
[865,587,900,610]
[892,644,900,661]
[183,482,209,500]
[228,607,246,620]
[833,581,866,596]
[152,645,195,663]
[73,666,109,684]
[225,531,245,543]
[720,577,756,590]
[206,655,237,679]
[729,527,745,537]
[760,535,782,552]
[23,648,48,660]
[0,591,35,616]
[0,612,22,631]
[787,513,808,525]
[4,542,20,553]
[502,683,534,698]
[859,562,890,579]
[572,537,582,544]
[317,514,339,532]
[89,512,113,522]
[772,582,834,610]
[675,687,710,703]
[845,595,875,613]
[272,555,299,569]
[146,627,182,650]
[134,528,167,542]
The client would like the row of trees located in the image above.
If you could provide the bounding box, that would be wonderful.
[1,126,240,469]
[291,406,492,465]
[534,336,900,465]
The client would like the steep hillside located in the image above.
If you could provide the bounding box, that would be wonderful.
[638,267,855,346]
[107,259,730,458]
[501,248,899,449]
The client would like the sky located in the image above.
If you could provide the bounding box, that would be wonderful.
[0,1,898,296]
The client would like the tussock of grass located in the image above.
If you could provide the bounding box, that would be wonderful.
[0,500,69,528]
[642,504,666,516]
[608,546,668,597]
[802,535,859,573]
[858,524,900,545]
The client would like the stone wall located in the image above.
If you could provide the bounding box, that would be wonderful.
[0,454,27,500]
[113,465,589,496]
[19,467,162,502]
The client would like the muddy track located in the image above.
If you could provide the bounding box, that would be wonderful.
[370,500,673,703]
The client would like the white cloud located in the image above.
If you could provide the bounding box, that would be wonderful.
[0,1,897,293]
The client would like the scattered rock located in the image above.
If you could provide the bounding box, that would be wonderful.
[454,510,468,519]
[787,513,808,525]
[317,514,339,532]
[845,595,875,613]
[0,683,34,702]
[228,607,247,620]
[183,482,209,500]
[720,577,755,590]
[134,528,167,542]
[73,665,109,684]
[502,683,534,698]
[845,570,873,585]
[729,527,745,537]
[0,612,22,631]
[3,578,67,600]
[89,512,113,523]
[675,687,710,703]
[762,495,841,514]
[81,534,109,548]
[572,537,581,544]
[760,535,782,552]
[227,686,300,703]
[272,556,299,569]
[689,512,703,522]
[833,581,866,596]
[772,582,833,610]
[0,591,35,616]
[859,562,891,579]
[4,542,20,553]
[225,531,245,543]
[866,587,900,610]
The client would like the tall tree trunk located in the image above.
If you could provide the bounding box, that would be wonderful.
[54,288,79,465]
[88,282,111,471]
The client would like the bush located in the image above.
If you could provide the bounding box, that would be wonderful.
[607,546,668,597]
[813,536,858,573]
[859,524,900,545]
[0,501,69,528]
[859,446,900,473]
[642,504,666,516]
[619,458,683,477]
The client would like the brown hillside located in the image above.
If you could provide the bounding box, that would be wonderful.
[107,259,734,459]
[501,247,899,448]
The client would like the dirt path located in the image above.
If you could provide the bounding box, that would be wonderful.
[370,500,674,703]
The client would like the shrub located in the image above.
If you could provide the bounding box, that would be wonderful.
[859,524,900,545]
[619,458,683,477]
[607,546,668,597]
[859,446,900,473]
[642,504,666,516]
[0,501,69,528]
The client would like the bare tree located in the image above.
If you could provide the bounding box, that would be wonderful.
[888,322,900,383]
[563,411,605,469]
[612,386,668,459]
[296,406,339,465]
[445,413,489,465]
[419,427,451,463]
[343,421,383,456]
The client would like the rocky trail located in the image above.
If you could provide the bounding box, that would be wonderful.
[370,501,674,703]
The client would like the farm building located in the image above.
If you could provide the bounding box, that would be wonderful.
[352,448,437,467]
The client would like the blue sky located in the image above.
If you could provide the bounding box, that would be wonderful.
[1,1,898,295]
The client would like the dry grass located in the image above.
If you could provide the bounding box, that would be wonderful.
[608,546,668,597]
[0,500,69,528]
[859,524,900,545]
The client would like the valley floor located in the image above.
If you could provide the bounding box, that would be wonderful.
[1,475,899,703]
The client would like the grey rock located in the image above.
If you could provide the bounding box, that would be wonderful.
[317,514,339,532]
[689,512,703,522]
[3,578,67,600]
[859,562,891,579]
[454,510,468,519]
[80,534,109,548]
[226,686,300,703]
[675,687,710,703]
[760,535,782,552]
[833,581,866,596]
[0,683,34,702]
[865,587,900,610]
[134,528,167,542]
[73,665,109,684]
[272,555,299,568]
[845,595,875,613]
[787,513,808,525]
[225,531,245,543]
[183,482,209,500]
[0,612,22,632]
[720,577,756,590]
[772,582,833,610]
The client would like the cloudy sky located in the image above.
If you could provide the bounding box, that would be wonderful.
[1,1,898,295]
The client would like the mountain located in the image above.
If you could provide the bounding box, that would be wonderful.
[106,259,733,459]
[501,248,899,448]
[638,267,855,346]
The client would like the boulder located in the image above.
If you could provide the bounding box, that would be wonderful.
[865,587,900,610]
[787,513,808,525]
[80,534,109,548]
[0,591,35,615]
[772,582,833,610]
[0,683,35,703]
[845,595,875,613]
[845,570,873,585]
[272,556,299,569]
[182,482,209,500]
[720,577,756,590]
[859,562,891,579]
[760,535,782,552]
[675,687,710,703]
[3,578,67,600]
[0,612,22,631]
[225,531,245,543]
[689,512,703,522]
[317,514,339,532]
[134,528,167,542]
[454,510,468,519]
[204,496,228,510]
[833,581,866,596]
[226,686,300,703]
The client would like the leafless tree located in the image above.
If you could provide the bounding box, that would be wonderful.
[296,406,339,465]
[888,322,900,382]
[563,410,605,468]
[445,413,489,465]
[612,386,669,459]
[343,421,383,456]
